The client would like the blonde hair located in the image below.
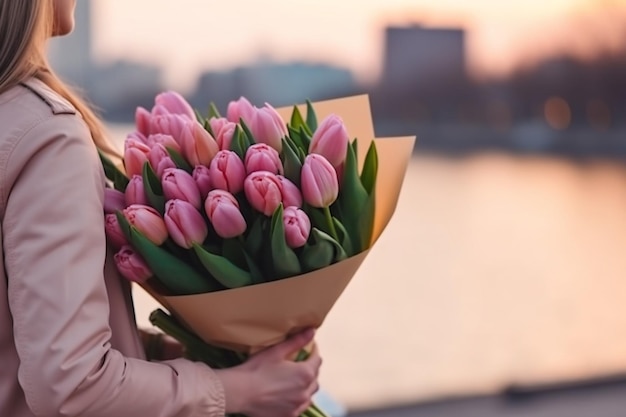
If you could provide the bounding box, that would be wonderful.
[0,0,120,157]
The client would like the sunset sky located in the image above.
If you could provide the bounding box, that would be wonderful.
[89,0,626,91]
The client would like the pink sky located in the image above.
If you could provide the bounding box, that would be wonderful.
[90,0,626,91]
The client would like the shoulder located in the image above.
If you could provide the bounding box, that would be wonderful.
[0,79,102,209]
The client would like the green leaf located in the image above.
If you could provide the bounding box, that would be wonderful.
[299,228,338,272]
[298,126,312,151]
[290,106,307,133]
[336,142,369,253]
[360,141,378,195]
[116,213,220,295]
[359,189,376,251]
[98,149,129,191]
[270,205,301,279]
[314,227,347,262]
[239,118,256,148]
[142,162,166,215]
[281,138,303,187]
[166,147,193,174]
[203,118,214,137]
[333,217,354,257]
[305,206,331,237]
[242,250,265,284]
[305,100,318,133]
[209,102,222,119]
[193,244,253,289]
[229,126,246,159]
[287,126,306,152]
[244,215,265,259]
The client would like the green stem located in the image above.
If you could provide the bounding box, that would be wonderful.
[322,206,339,242]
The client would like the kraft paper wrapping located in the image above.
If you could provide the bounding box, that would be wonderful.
[142,95,416,353]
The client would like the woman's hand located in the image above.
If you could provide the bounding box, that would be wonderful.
[216,328,322,417]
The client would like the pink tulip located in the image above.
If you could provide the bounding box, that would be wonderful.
[164,199,208,249]
[192,165,213,198]
[162,168,202,209]
[150,104,171,117]
[283,207,311,248]
[127,131,149,145]
[309,114,349,169]
[244,143,283,175]
[227,97,256,125]
[155,91,196,120]
[148,133,181,154]
[214,121,237,151]
[204,190,247,239]
[249,104,287,152]
[105,214,128,248]
[244,171,284,216]
[125,175,148,206]
[123,138,151,178]
[209,117,229,136]
[209,150,246,194]
[114,246,152,284]
[149,113,189,143]
[148,144,177,179]
[180,122,219,167]
[104,188,126,214]
[123,205,168,245]
[301,154,339,208]
[277,175,302,208]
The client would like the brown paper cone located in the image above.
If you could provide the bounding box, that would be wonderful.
[142,95,416,353]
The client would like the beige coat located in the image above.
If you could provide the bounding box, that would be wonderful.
[0,78,225,417]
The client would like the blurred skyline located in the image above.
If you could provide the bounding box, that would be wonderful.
[90,0,626,92]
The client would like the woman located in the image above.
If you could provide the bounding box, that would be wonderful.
[0,1,322,416]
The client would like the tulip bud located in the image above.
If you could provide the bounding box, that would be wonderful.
[162,168,202,209]
[209,150,246,194]
[244,171,284,216]
[125,175,148,206]
[180,121,219,167]
[283,207,311,248]
[123,138,151,178]
[114,246,153,284]
[192,165,213,198]
[301,154,339,208]
[135,107,152,136]
[164,199,208,249]
[149,113,189,143]
[309,114,349,169]
[214,121,237,151]
[104,188,126,214]
[204,190,247,239]
[105,214,128,248]
[244,143,283,175]
[155,91,196,120]
[123,205,168,245]
[226,96,256,125]
[276,175,302,208]
[148,133,181,154]
[209,117,229,136]
[249,104,287,152]
[148,144,177,179]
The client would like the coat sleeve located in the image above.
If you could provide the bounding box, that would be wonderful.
[3,114,225,417]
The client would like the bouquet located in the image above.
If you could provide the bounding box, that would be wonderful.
[100,92,414,416]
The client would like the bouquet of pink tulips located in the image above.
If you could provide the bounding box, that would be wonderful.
[100,91,414,417]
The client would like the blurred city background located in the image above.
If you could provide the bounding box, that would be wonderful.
[49,0,626,416]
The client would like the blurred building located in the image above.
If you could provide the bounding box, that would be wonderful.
[192,59,358,112]
[382,25,467,92]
